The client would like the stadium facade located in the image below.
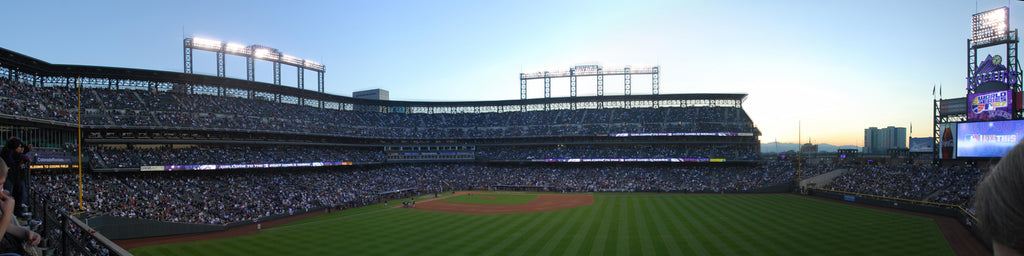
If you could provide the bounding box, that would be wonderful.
[0,45,762,172]
[0,44,773,248]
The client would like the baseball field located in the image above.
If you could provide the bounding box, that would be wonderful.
[129,193,955,256]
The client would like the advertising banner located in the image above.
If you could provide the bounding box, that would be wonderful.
[34,156,73,164]
[530,158,721,163]
[140,161,351,171]
[909,137,934,153]
[939,123,957,159]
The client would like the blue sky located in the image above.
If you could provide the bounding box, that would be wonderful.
[1,0,1021,146]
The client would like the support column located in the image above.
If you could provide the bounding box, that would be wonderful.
[297,67,304,90]
[246,57,255,81]
[317,71,324,93]
[520,73,527,100]
[652,66,660,108]
[273,62,281,85]
[597,68,604,109]
[543,71,551,99]
[624,67,631,108]
[570,68,577,110]
[183,44,193,74]
[216,51,225,77]
[544,71,551,111]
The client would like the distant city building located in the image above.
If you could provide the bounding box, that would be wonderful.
[864,126,907,154]
[353,89,389,101]
[799,142,818,153]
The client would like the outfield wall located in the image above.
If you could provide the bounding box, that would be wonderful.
[88,216,226,240]
[91,206,330,240]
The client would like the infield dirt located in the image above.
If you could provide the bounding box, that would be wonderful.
[413,191,595,214]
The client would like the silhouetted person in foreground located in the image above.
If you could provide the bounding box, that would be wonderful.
[975,140,1024,256]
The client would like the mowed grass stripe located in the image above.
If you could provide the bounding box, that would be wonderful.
[675,195,738,255]
[462,211,544,255]
[776,196,870,255]
[725,195,816,255]
[758,196,853,255]
[560,194,605,255]
[755,195,851,255]
[430,214,514,256]
[646,195,685,256]
[371,210,477,254]
[797,197,939,255]
[714,195,793,255]
[436,214,519,255]
[130,193,957,256]
[535,203,591,255]
[694,195,764,255]
[478,210,557,255]
[651,194,706,255]
[589,194,620,256]
[509,206,578,255]
[616,195,632,256]
[736,195,812,254]
[630,195,659,256]
[752,195,951,256]
[388,211,493,255]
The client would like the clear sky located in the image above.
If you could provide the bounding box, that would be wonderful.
[1,0,1021,146]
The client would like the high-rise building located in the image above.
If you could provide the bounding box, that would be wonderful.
[863,126,907,153]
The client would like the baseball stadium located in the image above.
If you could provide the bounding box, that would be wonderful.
[2,5,1024,256]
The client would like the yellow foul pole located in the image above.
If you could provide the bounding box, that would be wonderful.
[77,78,83,211]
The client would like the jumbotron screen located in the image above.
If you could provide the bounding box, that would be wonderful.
[967,90,1013,121]
[957,120,1024,158]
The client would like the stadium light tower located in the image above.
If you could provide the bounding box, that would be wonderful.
[966,7,1020,96]
[183,37,326,94]
[520,65,659,110]
[936,6,1024,163]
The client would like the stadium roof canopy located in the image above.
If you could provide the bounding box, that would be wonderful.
[0,46,747,112]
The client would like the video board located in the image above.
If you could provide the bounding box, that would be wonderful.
[968,90,1014,121]
[957,120,1024,158]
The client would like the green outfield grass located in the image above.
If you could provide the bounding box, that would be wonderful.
[129,194,954,256]
[439,193,537,204]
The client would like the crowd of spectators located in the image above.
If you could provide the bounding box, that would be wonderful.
[823,164,985,208]
[27,155,989,227]
[88,145,383,168]
[86,144,766,168]
[924,166,983,207]
[825,164,953,200]
[479,144,760,160]
[33,163,799,225]
[0,78,79,123]
[1,79,757,139]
